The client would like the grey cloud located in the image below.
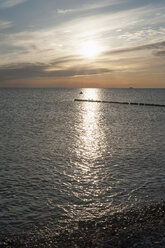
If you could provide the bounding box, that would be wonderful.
[0,20,12,30]
[0,63,46,81]
[0,61,112,82]
[154,50,165,56]
[48,67,111,77]
[56,1,120,15]
[51,55,82,66]
[0,0,27,8]
[104,41,165,55]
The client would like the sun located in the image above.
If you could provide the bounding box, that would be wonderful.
[80,40,102,58]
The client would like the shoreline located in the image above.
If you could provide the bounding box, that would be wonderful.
[0,201,165,247]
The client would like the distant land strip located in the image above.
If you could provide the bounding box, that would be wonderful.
[74,99,165,107]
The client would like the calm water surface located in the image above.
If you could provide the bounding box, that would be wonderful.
[0,88,165,237]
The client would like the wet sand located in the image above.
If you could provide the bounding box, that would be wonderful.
[1,202,165,247]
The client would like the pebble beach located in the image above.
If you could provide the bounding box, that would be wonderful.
[1,202,165,248]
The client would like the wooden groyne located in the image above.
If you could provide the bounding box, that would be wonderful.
[74,99,165,107]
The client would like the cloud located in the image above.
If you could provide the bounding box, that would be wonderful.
[118,28,165,43]
[57,8,76,15]
[0,0,27,8]
[57,0,121,15]
[0,61,112,82]
[0,20,12,30]
[1,2,164,66]
[104,41,165,55]
[154,50,165,56]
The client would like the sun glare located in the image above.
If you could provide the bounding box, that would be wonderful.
[80,40,102,59]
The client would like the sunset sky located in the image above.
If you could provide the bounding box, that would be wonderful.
[0,0,165,88]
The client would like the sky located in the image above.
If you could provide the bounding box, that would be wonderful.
[0,0,165,88]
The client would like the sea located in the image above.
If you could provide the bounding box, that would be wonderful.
[0,88,165,244]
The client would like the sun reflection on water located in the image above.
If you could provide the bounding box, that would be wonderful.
[82,88,99,100]
[78,88,102,160]
[71,89,108,220]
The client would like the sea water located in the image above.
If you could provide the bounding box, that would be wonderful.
[0,88,165,239]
